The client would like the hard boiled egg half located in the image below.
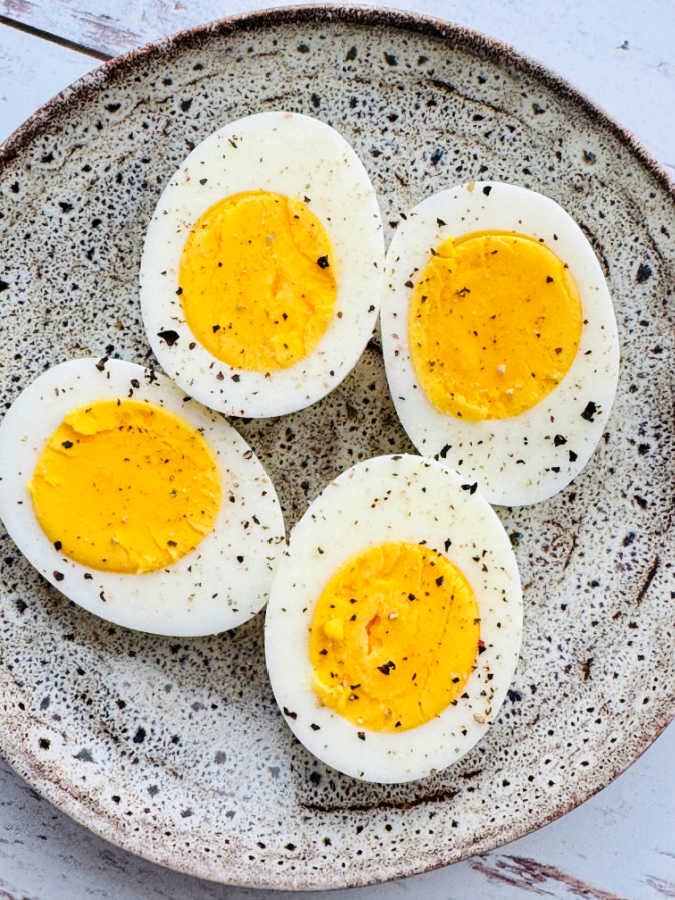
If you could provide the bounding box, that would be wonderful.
[382,182,620,506]
[141,111,384,418]
[265,454,522,783]
[0,358,285,636]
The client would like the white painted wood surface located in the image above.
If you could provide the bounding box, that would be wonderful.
[0,2,673,898]
[0,22,94,135]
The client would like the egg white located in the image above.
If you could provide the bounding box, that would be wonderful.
[140,111,384,418]
[0,358,285,636]
[381,182,620,507]
[264,454,522,783]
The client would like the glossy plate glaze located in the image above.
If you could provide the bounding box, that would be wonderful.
[0,6,672,890]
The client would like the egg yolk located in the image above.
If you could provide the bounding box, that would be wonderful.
[28,400,221,574]
[178,190,337,371]
[309,541,480,733]
[408,230,583,421]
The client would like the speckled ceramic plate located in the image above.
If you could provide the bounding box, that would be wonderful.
[0,6,673,891]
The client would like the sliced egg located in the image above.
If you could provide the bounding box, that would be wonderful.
[265,454,522,783]
[381,182,620,506]
[141,111,384,417]
[0,358,285,636]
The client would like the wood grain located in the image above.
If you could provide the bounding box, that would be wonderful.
[1,0,272,56]
[0,17,94,139]
[470,856,628,899]
[2,0,144,56]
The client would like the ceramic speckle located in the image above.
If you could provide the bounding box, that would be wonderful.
[0,6,673,891]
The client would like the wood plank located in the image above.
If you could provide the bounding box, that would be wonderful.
[1,0,673,171]
[1,0,143,57]
[0,19,95,141]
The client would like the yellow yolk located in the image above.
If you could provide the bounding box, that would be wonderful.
[28,400,221,574]
[408,230,583,421]
[179,190,337,371]
[309,541,480,733]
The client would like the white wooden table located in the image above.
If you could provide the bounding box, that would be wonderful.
[0,2,673,898]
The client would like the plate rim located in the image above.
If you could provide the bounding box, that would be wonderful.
[0,3,673,890]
